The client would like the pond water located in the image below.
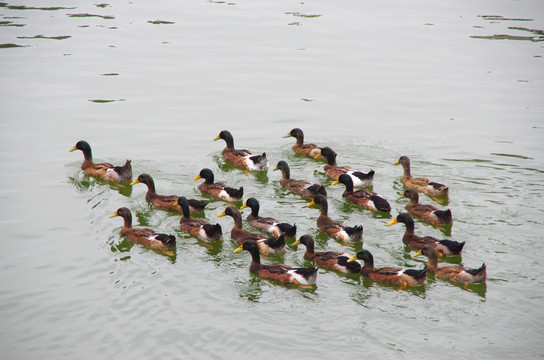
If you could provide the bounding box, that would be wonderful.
[1,0,543,359]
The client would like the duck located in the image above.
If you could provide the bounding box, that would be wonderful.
[239,197,297,238]
[293,235,362,274]
[307,194,363,243]
[315,147,374,187]
[273,160,327,199]
[399,189,452,225]
[109,207,175,250]
[347,249,427,290]
[282,128,322,159]
[214,130,268,171]
[69,140,132,182]
[387,213,464,256]
[412,246,486,284]
[332,174,391,212]
[217,206,285,255]
[173,197,223,242]
[394,155,449,198]
[193,168,244,201]
[233,240,318,287]
[130,173,207,213]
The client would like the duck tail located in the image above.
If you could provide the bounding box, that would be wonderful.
[466,263,487,277]
[187,199,208,212]
[345,225,363,241]
[439,240,465,255]
[277,223,297,238]
[294,267,318,280]
[226,186,244,199]
[270,234,286,250]
[204,223,223,239]
[404,267,428,281]
[435,209,452,223]
[371,195,391,212]
[155,233,176,246]
[113,159,132,178]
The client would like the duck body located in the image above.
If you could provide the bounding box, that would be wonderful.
[283,128,322,159]
[194,168,243,201]
[218,206,285,254]
[394,156,449,197]
[175,197,223,242]
[110,207,175,250]
[333,174,391,212]
[240,198,297,237]
[400,189,452,225]
[70,140,132,182]
[388,213,464,256]
[317,147,374,187]
[131,173,207,214]
[294,235,362,274]
[214,130,268,171]
[234,240,318,286]
[274,161,327,199]
[308,195,363,243]
[348,250,427,289]
[414,246,486,284]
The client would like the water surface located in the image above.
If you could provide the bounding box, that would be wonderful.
[1,0,543,359]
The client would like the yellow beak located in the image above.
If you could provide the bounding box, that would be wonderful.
[239,204,248,210]
[331,179,340,186]
[109,211,118,218]
[387,218,398,226]
[313,151,322,159]
[69,145,77,152]
[397,194,406,200]
[193,174,202,181]
[213,135,221,141]
[411,249,423,258]
[306,199,316,207]
[233,244,244,253]
[346,254,358,263]
[292,239,301,246]
[217,210,226,218]
[393,159,400,165]
[130,178,140,186]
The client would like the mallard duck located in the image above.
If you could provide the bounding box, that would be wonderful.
[413,246,486,284]
[69,140,132,182]
[193,168,243,201]
[131,173,207,213]
[332,174,391,212]
[293,235,362,274]
[239,197,297,237]
[307,194,363,243]
[213,130,268,171]
[173,197,222,241]
[316,147,374,187]
[399,189,452,225]
[274,160,327,199]
[394,156,449,197]
[218,206,285,255]
[347,249,427,289]
[387,213,464,256]
[282,128,322,159]
[233,240,318,287]
[109,207,175,250]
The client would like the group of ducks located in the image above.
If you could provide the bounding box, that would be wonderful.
[70,128,486,290]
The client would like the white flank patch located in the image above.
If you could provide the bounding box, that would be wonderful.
[218,190,229,200]
[288,269,315,285]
